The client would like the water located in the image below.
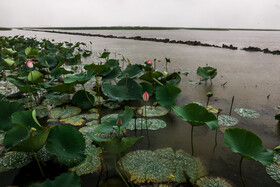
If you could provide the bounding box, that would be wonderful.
[1,29,280,187]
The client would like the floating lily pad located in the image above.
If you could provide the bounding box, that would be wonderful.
[120,148,205,184]
[35,105,49,118]
[120,149,175,183]
[137,106,169,117]
[71,90,95,110]
[0,151,33,172]
[42,93,69,106]
[79,126,117,140]
[49,105,81,119]
[0,132,4,144]
[71,144,102,176]
[127,118,167,130]
[234,108,260,118]
[103,101,121,109]
[218,115,239,127]
[266,152,280,184]
[60,113,99,126]
[196,176,233,187]
[188,80,199,85]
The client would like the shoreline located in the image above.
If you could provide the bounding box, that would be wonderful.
[20,28,280,55]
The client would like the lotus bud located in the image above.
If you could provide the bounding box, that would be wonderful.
[1,47,3,50]
[147,60,152,64]
[117,118,122,127]
[163,71,168,78]
[207,92,213,97]
[27,61,33,68]
[143,91,149,102]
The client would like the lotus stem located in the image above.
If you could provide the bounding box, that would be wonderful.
[119,154,134,187]
[239,156,246,187]
[166,61,168,72]
[215,129,218,145]
[191,125,194,156]
[114,158,129,187]
[229,96,235,116]
[117,126,121,142]
[210,78,213,85]
[83,85,94,107]
[32,151,45,178]
[206,97,210,106]
[153,78,164,86]
[145,103,150,146]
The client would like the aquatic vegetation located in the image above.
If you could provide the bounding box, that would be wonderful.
[218,114,239,127]
[196,176,233,187]
[127,118,167,130]
[156,84,182,109]
[266,152,280,184]
[197,66,217,84]
[224,128,274,186]
[234,108,260,118]
[137,105,169,117]
[173,102,218,155]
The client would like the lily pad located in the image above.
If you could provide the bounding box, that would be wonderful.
[79,125,117,140]
[103,101,121,109]
[101,83,129,102]
[60,113,99,126]
[49,105,81,119]
[234,108,260,118]
[196,176,233,187]
[42,93,69,106]
[0,151,33,172]
[266,152,280,184]
[35,105,49,118]
[218,114,239,127]
[137,106,169,117]
[120,148,205,184]
[119,64,143,79]
[71,144,102,176]
[224,128,274,166]
[127,118,167,130]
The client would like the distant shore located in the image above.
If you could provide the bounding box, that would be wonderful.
[19,26,280,32]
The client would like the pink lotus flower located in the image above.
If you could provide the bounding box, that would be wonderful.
[1,47,3,50]
[117,118,122,127]
[147,60,152,64]
[26,61,33,68]
[142,91,149,102]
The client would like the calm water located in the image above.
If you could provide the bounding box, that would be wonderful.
[1,29,280,187]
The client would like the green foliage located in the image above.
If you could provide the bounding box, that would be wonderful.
[119,64,143,79]
[156,84,181,109]
[197,66,217,80]
[28,70,43,83]
[196,177,233,187]
[234,108,260,118]
[46,125,86,167]
[137,106,169,117]
[224,128,274,165]
[30,172,81,187]
[101,83,129,102]
[127,118,167,130]
[173,103,218,130]
[71,90,95,110]
[117,78,142,100]
[64,70,94,84]
[49,105,81,119]
[0,100,24,131]
[218,114,239,127]
[266,152,280,184]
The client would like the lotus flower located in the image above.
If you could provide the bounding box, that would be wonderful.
[117,117,122,127]
[27,61,33,68]
[143,91,149,102]
[147,60,152,64]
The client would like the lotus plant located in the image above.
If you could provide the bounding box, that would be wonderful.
[143,91,150,145]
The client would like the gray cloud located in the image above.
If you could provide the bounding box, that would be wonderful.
[0,0,280,29]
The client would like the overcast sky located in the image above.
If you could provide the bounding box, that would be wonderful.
[1,0,280,29]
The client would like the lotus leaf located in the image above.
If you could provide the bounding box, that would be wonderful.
[46,125,86,167]
[0,151,33,172]
[119,64,143,79]
[156,84,181,109]
[139,71,163,83]
[50,67,73,78]
[50,82,77,93]
[173,103,218,130]
[101,83,129,102]
[120,148,205,183]
[140,82,154,96]
[102,67,121,82]
[71,90,95,110]
[7,77,37,93]
[35,105,49,118]
[100,51,110,58]
[30,172,81,187]
[49,105,81,119]
[64,70,94,84]
[42,93,69,106]
[166,72,181,85]
[84,63,111,76]
[224,128,274,165]
[266,152,280,184]
[103,101,121,109]
[4,58,15,66]
[71,144,102,176]
[28,70,43,83]
[196,177,233,187]
[105,59,119,67]
[137,106,169,117]
[60,113,99,126]
[218,114,239,127]
[234,108,260,118]
[0,100,24,131]
[197,66,217,79]
[117,78,142,100]
[127,118,167,130]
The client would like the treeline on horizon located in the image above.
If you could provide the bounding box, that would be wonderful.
[0,27,12,30]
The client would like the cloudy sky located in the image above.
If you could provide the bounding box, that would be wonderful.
[1,0,280,29]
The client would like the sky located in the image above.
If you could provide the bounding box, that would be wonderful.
[1,0,280,29]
